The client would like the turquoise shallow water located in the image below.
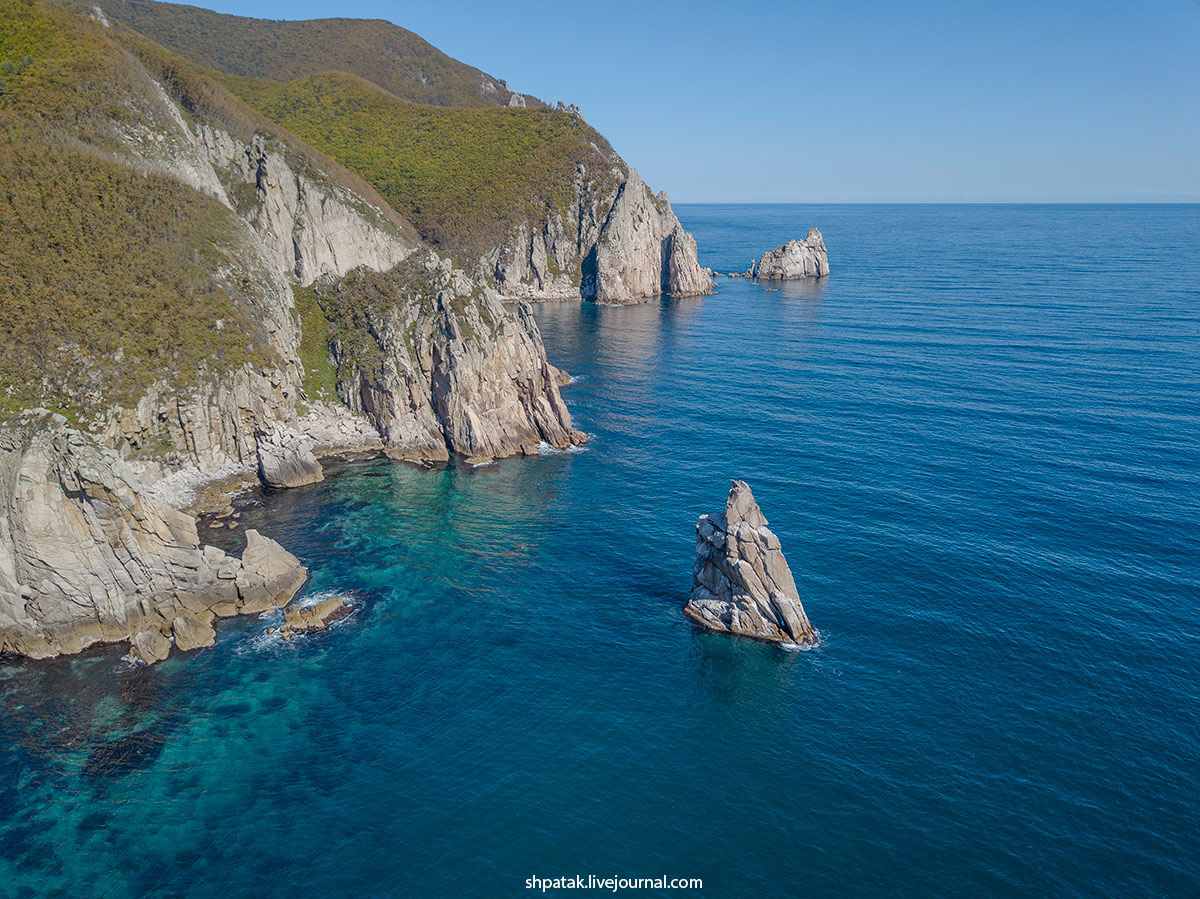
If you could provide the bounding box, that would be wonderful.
[2,204,1199,897]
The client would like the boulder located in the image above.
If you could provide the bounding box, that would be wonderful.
[755,229,829,280]
[683,480,816,646]
[283,594,353,633]
[256,429,324,488]
[234,529,308,614]
[129,629,171,665]
[171,613,216,651]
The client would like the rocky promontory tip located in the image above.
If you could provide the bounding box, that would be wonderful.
[683,480,816,647]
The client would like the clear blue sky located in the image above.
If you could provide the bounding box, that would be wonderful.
[180,0,1199,202]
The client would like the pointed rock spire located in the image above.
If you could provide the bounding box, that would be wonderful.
[683,480,816,647]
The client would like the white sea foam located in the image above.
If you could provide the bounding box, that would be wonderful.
[781,631,821,652]
[537,441,589,455]
[292,589,344,609]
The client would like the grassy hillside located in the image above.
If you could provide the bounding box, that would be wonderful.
[111,25,418,242]
[0,0,272,420]
[106,0,533,109]
[223,70,622,257]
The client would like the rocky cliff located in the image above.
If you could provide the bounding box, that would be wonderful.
[324,253,585,463]
[486,168,713,304]
[683,480,817,647]
[196,126,415,286]
[0,413,306,660]
[755,229,830,280]
[0,0,700,663]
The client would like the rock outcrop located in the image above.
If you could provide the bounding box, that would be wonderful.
[256,428,324,488]
[755,229,829,280]
[282,594,353,634]
[327,253,585,464]
[234,529,308,615]
[0,415,307,661]
[197,128,416,286]
[171,613,217,651]
[486,168,713,304]
[683,480,816,647]
[592,170,714,304]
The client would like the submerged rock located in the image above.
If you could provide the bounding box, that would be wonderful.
[256,428,324,488]
[755,229,829,280]
[283,594,353,634]
[683,480,816,646]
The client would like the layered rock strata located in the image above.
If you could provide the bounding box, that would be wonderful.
[683,480,817,647]
[755,229,829,280]
[0,414,307,660]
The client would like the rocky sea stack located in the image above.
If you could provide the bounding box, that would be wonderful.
[754,228,830,280]
[683,480,816,647]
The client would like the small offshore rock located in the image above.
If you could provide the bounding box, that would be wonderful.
[755,229,829,280]
[548,364,573,388]
[283,594,353,633]
[683,480,816,646]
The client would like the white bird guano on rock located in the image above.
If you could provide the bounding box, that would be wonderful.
[683,480,817,647]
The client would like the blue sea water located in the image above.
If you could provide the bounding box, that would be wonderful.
[2,204,1199,898]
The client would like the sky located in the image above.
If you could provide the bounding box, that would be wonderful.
[176,0,1199,202]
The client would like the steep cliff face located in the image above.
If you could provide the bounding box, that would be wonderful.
[591,170,713,304]
[324,253,584,463]
[197,126,415,285]
[104,1,713,307]
[0,414,306,660]
[485,168,713,304]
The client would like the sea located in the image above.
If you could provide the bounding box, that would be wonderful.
[1,204,1198,897]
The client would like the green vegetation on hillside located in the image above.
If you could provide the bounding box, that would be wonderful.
[112,26,417,241]
[293,284,338,404]
[0,0,269,420]
[223,71,621,256]
[107,0,530,109]
[0,143,267,419]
